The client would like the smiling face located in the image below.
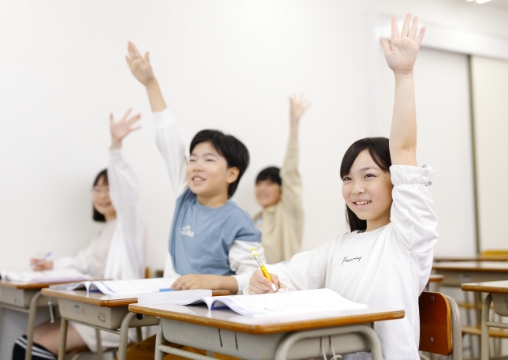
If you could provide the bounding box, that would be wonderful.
[186,141,239,206]
[255,180,281,208]
[341,149,393,232]
[92,176,116,221]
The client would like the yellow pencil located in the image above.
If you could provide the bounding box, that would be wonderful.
[250,248,277,291]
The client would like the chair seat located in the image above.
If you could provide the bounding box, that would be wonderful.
[462,325,508,338]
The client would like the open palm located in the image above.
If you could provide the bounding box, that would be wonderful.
[290,94,312,121]
[381,14,425,73]
[110,109,141,142]
[126,41,154,85]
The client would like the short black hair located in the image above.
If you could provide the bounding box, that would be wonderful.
[92,169,108,222]
[339,137,391,232]
[255,166,281,186]
[190,130,249,198]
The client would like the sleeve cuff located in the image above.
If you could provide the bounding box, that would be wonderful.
[233,273,250,295]
[390,164,435,186]
[152,108,175,128]
[109,148,122,159]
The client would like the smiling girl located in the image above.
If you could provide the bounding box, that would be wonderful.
[246,14,438,359]
[13,110,146,360]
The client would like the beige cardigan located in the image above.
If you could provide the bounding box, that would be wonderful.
[254,140,303,264]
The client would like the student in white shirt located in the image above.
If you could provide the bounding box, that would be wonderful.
[247,14,438,360]
[12,110,146,360]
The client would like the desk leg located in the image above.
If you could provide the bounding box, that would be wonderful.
[274,324,382,360]
[474,291,482,357]
[481,293,493,360]
[58,318,68,360]
[95,328,104,360]
[118,312,137,360]
[25,290,42,360]
[155,324,164,360]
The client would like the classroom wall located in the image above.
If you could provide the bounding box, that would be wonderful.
[2,0,508,273]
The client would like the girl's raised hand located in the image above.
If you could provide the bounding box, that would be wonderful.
[380,14,425,74]
[110,109,141,149]
[126,41,154,85]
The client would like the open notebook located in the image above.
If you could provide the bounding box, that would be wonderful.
[0,269,90,283]
[138,288,368,317]
[49,278,178,295]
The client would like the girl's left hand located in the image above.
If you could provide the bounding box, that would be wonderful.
[110,109,141,148]
[380,13,425,74]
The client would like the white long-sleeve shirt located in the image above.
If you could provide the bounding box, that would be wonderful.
[246,165,438,360]
[153,109,265,293]
[53,149,146,351]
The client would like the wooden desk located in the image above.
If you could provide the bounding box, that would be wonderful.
[0,280,65,360]
[41,288,230,360]
[432,261,508,286]
[434,256,508,262]
[129,302,404,360]
[461,281,508,360]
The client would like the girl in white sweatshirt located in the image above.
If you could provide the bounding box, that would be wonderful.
[247,14,438,360]
[12,110,146,360]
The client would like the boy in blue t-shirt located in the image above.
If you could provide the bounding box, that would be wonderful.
[126,42,265,295]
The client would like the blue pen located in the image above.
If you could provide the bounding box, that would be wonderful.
[159,288,178,292]
[33,251,52,269]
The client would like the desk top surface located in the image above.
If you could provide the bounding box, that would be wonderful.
[428,274,444,282]
[128,302,404,334]
[40,289,230,307]
[461,280,508,294]
[0,280,74,290]
[434,256,508,262]
[432,261,508,272]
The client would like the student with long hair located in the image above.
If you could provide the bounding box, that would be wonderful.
[247,14,438,359]
[12,110,146,360]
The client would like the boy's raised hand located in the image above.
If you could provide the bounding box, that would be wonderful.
[110,109,141,149]
[380,14,425,74]
[290,94,311,123]
[126,41,154,86]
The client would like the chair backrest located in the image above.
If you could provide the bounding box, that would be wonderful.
[419,291,461,357]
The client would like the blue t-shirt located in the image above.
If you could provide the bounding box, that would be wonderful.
[169,189,261,276]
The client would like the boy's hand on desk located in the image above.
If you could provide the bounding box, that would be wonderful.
[248,270,279,294]
[30,258,53,271]
[172,274,235,292]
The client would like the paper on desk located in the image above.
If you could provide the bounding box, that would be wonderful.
[209,288,368,317]
[0,269,89,283]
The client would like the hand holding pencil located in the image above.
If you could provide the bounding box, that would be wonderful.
[249,248,279,294]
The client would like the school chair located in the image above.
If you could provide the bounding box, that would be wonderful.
[419,291,462,360]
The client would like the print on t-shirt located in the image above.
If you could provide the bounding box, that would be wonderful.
[341,255,362,265]
[180,225,195,237]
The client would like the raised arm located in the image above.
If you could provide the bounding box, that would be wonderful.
[126,42,187,197]
[108,110,145,279]
[288,94,311,142]
[280,94,310,214]
[380,14,425,166]
[126,41,166,112]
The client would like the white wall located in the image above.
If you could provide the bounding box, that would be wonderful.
[2,0,508,272]
[470,55,508,252]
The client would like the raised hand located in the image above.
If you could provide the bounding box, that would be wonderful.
[126,41,154,86]
[110,109,141,149]
[380,14,425,74]
[290,94,312,123]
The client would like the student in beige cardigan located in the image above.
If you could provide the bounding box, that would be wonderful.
[254,94,311,264]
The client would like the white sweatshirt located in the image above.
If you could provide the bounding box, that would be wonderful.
[246,165,438,360]
[152,109,265,293]
[54,149,146,351]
